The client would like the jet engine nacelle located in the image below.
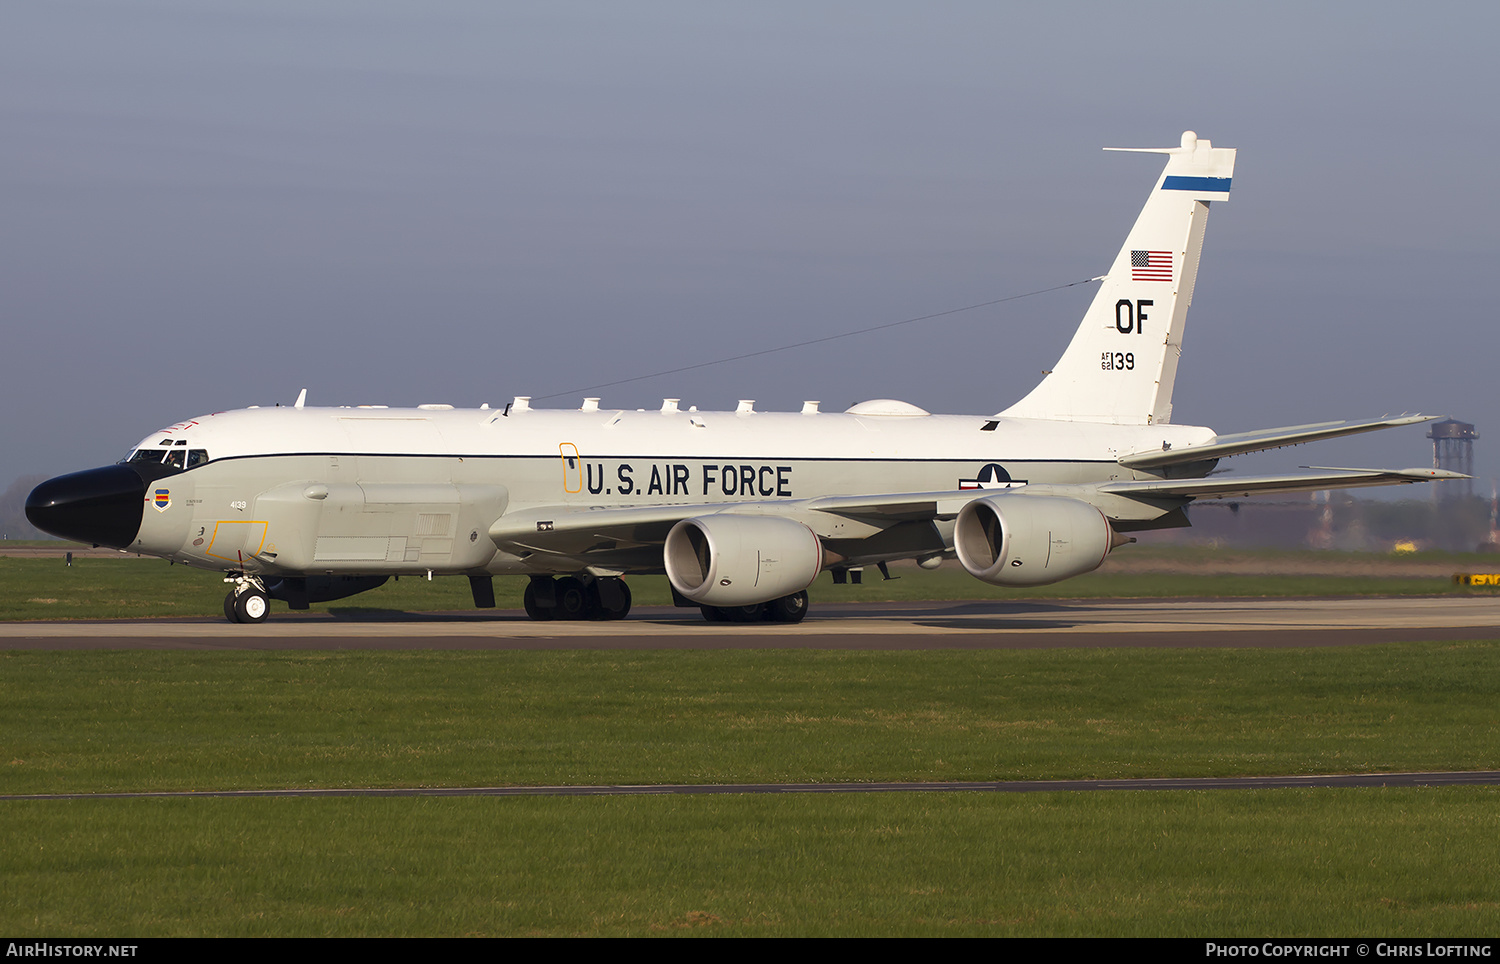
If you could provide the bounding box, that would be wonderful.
[954,495,1114,587]
[664,514,823,607]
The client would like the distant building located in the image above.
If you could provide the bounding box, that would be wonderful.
[1427,419,1478,500]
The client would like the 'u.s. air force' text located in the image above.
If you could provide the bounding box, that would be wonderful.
[583,463,793,498]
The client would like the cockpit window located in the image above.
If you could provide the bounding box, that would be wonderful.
[125,448,210,468]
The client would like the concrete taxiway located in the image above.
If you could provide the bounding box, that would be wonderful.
[2,596,1497,649]
[9,770,1500,801]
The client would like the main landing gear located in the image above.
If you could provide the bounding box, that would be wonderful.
[223,574,270,624]
[699,590,809,624]
[523,574,632,621]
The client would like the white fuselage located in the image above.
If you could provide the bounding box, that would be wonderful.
[126,403,1214,577]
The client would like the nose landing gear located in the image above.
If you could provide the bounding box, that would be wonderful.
[223,574,270,624]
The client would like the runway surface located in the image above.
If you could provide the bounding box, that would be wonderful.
[8,770,1500,801]
[3,596,1498,649]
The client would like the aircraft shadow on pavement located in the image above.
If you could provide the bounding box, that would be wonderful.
[910,618,1079,631]
[901,599,1084,631]
[322,607,527,623]
[316,599,1081,627]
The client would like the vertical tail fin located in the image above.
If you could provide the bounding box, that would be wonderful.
[1000,131,1236,425]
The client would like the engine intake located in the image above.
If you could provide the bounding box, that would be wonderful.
[954,495,1115,587]
[665,515,823,607]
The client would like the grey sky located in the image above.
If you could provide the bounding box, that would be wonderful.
[2,1,1495,493]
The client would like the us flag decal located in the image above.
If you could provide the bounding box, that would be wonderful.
[1131,249,1172,281]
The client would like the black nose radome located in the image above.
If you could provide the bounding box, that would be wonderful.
[26,465,147,549]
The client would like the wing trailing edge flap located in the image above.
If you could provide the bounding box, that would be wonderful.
[1100,466,1467,500]
[1117,415,1438,469]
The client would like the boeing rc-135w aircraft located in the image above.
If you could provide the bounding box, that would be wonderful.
[28,132,1460,624]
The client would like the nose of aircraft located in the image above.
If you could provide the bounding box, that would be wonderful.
[26,465,147,549]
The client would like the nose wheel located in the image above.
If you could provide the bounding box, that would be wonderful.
[223,576,270,624]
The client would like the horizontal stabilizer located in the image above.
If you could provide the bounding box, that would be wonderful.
[1117,415,1440,468]
[1101,467,1467,500]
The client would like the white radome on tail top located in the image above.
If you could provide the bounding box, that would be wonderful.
[26,132,1463,624]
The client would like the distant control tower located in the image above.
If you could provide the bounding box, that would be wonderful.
[1428,419,1477,500]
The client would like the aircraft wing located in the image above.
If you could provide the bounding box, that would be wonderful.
[489,503,699,568]
[1116,415,1438,469]
[791,466,1464,519]
[489,491,983,547]
[795,466,1465,514]
[486,492,985,571]
[490,462,1465,567]
[488,500,864,571]
[1098,466,1466,500]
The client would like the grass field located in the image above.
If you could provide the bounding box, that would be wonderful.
[3,644,1499,935]
[6,646,1500,792]
[4,543,1498,935]
[6,790,1498,936]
